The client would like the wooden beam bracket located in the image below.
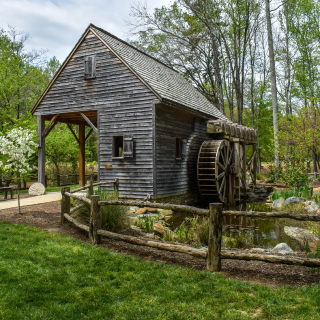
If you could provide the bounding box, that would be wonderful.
[80,112,98,134]
[66,123,80,144]
[42,114,59,137]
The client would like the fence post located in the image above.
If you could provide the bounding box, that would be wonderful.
[114,178,119,193]
[61,187,70,224]
[89,195,101,245]
[207,203,223,272]
[86,180,93,197]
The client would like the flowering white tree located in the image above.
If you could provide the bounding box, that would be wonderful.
[0,128,37,214]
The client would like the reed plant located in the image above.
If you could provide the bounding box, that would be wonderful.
[75,188,129,232]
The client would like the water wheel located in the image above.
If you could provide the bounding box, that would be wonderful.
[197,140,235,203]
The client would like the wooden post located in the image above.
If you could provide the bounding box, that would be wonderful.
[61,187,70,223]
[241,142,247,196]
[87,180,93,197]
[79,122,86,187]
[114,178,119,193]
[89,195,101,244]
[37,115,46,185]
[207,203,223,272]
[252,144,257,186]
[234,140,240,201]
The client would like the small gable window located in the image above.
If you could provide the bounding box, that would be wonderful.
[84,55,96,79]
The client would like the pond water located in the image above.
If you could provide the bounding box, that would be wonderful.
[222,202,320,251]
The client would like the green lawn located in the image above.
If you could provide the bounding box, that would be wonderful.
[0,184,79,197]
[0,222,319,319]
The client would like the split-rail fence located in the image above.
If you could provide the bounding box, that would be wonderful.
[61,181,320,272]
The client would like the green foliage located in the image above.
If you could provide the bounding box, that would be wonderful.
[0,27,52,131]
[45,124,79,175]
[223,232,254,249]
[136,214,161,233]
[76,189,129,233]
[271,186,313,201]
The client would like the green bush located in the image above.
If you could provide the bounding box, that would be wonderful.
[271,186,313,201]
[75,189,129,232]
[135,214,161,233]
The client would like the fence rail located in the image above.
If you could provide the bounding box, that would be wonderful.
[60,186,320,272]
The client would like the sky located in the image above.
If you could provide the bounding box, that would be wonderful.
[0,0,172,64]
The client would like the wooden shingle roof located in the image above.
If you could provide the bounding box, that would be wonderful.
[32,24,227,120]
[90,25,227,121]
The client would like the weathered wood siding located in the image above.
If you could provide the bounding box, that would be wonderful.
[35,31,156,198]
[155,104,210,197]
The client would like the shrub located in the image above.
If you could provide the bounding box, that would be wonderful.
[271,186,313,201]
[135,214,161,233]
[75,189,129,232]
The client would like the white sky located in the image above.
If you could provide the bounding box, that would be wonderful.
[0,0,172,63]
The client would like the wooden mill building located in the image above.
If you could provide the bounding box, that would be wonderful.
[32,24,255,201]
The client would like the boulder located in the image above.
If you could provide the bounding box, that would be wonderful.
[153,223,173,237]
[264,178,273,183]
[272,197,285,210]
[271,243,294,254]
[305,202,319,214]
[284,196,305,206]
[136,207,148,214]
[28,183,45,196]
[136,207,158,214]
[284,226,320,251]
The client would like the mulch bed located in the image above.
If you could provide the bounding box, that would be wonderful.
[0,202,320,288]
[0,193,36,201]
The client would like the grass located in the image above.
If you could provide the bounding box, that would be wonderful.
[75,189,129,232]
[0,222,320,319]
[0,184,79,197]
[271,186,313,201]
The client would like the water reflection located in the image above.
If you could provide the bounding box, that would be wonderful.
[222,202,308,251]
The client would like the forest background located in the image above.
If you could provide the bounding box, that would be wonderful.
[1,0,319,185]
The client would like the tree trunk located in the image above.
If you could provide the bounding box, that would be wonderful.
[265,0,279,170]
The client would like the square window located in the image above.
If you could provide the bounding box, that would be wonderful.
[113,136,123,158]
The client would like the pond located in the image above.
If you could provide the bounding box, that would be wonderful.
[223,202,320,251]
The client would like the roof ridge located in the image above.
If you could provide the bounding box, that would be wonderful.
[89,23,179,74]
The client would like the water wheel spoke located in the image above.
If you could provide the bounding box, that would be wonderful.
[219,176,226,194]
[217,171,225,180]
[217,161,225,171]
[223,180,227,202]
[220,148,226,165]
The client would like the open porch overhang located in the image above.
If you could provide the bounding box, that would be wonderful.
[37,111,98,187]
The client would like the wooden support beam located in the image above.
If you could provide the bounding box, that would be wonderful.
[253,144,257,186]
[234,141,240,201]
[80,112,98,134]
[37,115,46,185]
[79,122,86,187]
[85,128,94,143]
[66,123,80,144]
[42,114,59,137]
[45,121,57,138]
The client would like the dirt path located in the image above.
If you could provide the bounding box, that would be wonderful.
[1,202,319,288]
